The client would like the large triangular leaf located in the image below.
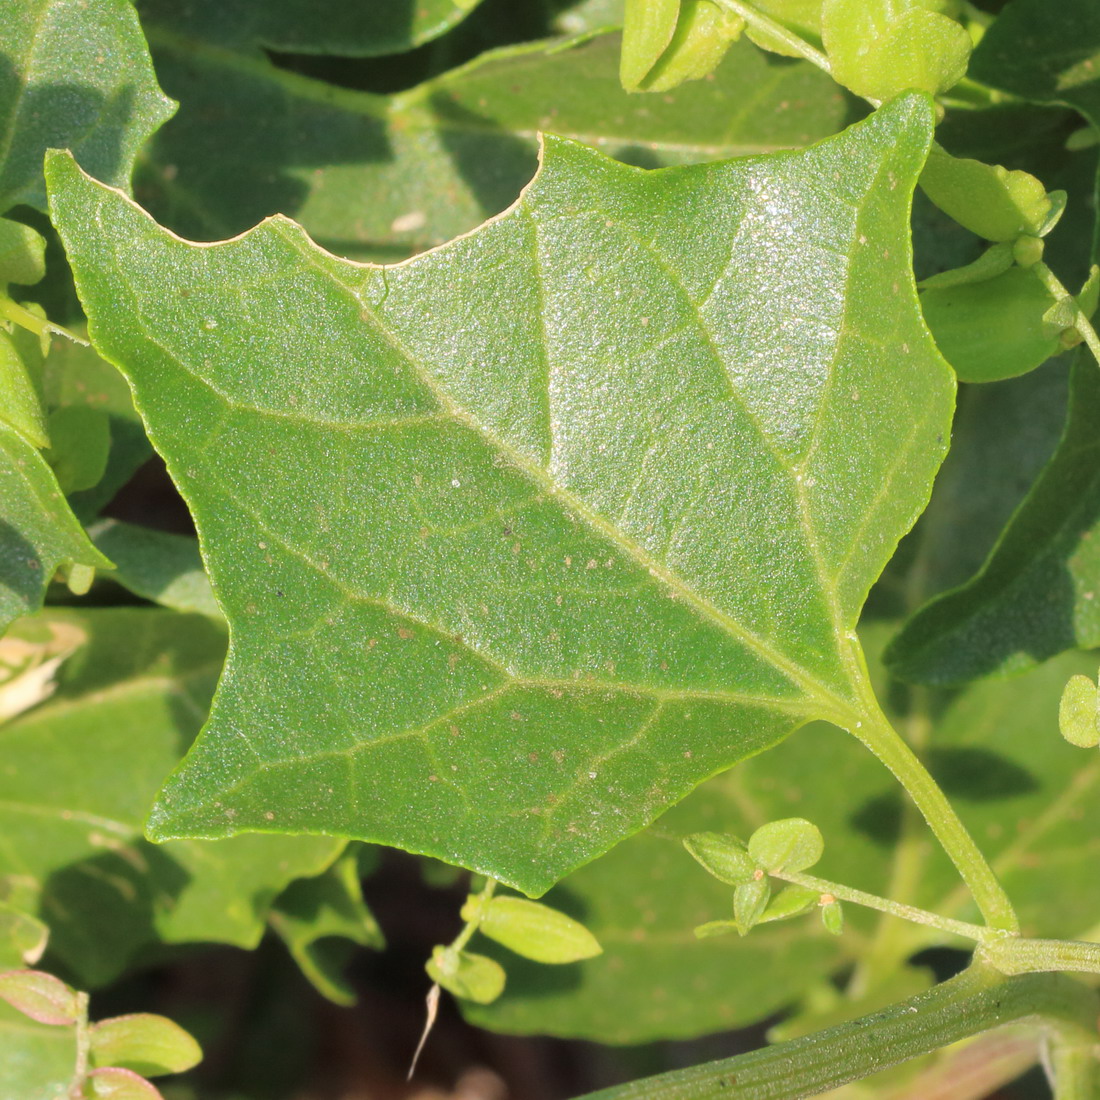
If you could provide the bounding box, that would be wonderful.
[47,95,950,894]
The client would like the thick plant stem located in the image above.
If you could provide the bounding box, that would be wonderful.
[572,966,1099,1100]
[844,693,1018,932]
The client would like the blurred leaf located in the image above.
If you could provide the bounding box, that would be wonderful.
[268,848,382,1006]
[0,218,47,287]
[0,903,48,968]
[0,999,74,1100]
[134,29,857,260]
[0,328,49,448]
[49,99,951,894]
[88,520,220,619]
[467,895,602,963]
[138,0,485,57]
[0,968,78,1025]
[427,947,506,1004]
[885,356,1100,684]
[0,0,175,213]
[0,422,110,636]
[44,406,110,495]
[89,1013,202,1077]
[0,608,342,987]
[87,1067,164,1100]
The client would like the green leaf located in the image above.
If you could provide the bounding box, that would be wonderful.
[89,1013,202,1077]
[427,946,506,1004]
[0,219,46,287]
[760,883,819,923]
[620,0,681,89]
[822,0,970,101]
[0,0,175,213]
[267,848,383,1006]
[733,878,771,934]
[1058,673,1100,748]
[744,0,824,58]
[885,356,1100,684]
[43,406,111,496]
[0,999,74,1100]
[0,608,342,987]
[48,96,948,895]
[0,903,48,969]
[0,328,49,448]
[0,422,110,636]
[682,831,757,884]
[625,0,745,94]
[920,266,1061,383]
[38,336,151,524]
[464,712,893,1042]
[970,0,1100,129]
[88,520,220,619]
[86,1067,164,1100]
[0,969,78,1026]
[820,898,844,934]
[919,146,1052,243]
[135,28,857,260]
[140,0,485,57]
[692,918,739,938]
[747,817,824,872]
[465,895,602,963]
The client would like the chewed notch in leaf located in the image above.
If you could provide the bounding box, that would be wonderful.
[46,94,949,896]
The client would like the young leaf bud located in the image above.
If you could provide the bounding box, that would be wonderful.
[759,885,820,924]
[426,946,506,1005]
[683,832,757,884]
[1059,674,1100,749]
[747,818,824,873]
[820,898,844,936]
[733,877,771,935]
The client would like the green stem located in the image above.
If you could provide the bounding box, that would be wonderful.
[709,0,832,75]
[982,936,1100,977]
[775,868,989,943]
[844,691,1019,932]
[1048,1030,1100,1100]
[452,877,496,951]
[0,295,88,346]
[1032,261,1100,366]
[68,990,90,1100]
[572,966,1099,1100]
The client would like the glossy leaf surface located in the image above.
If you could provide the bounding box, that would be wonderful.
[136,28,857,260]
[49,97,950,894]
[0,0,175,213]
[0,609,341,987]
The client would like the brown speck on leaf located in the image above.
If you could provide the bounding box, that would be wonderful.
[428,774,439,782]
[397,627,414,640]
[586,559,598,570]
[660,660,669,671]
[367,638,377,648]
[512,542,521,555]
[449,724,460,737]
[683,750,693,758]
[564,555,572,566]
[510,711,523,721]
[419,527,430,539]
[552,750,565,763]
[264,811,275,821]
[448,653,460,669]
[528,752,539,763]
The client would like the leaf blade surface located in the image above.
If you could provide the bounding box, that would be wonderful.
[48,97,950,894]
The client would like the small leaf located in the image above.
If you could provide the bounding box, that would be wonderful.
[758,884,820,924]
[918,241,1014,291]
[86,1067,164,1100]
[466,896,602,964]
[44,406,111,495]
[823,0,971,101]
[820,899,844,935]
[0,328,48,448]
[426,947,506,1005]
[0,969,80,1026]
[1059,674,1100,749]
[0,219,46,287]
[621,0,682,90]
[920,146,1052,243]
[1078,265,1100,320]
[920,266,1060,383]
[633,0,745,94]
[744,0,824,58]
[693,919,740,939]
[0,903,48,968]
[90,1014,201,1077]
[733,878,771,935]
[683,832,757,885]
[747,818,824,873]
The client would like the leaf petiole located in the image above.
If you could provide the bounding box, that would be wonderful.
[1031,261,1100,367]
[772,867,991,944]
[0,295,88,347]
[709,0,833,77]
